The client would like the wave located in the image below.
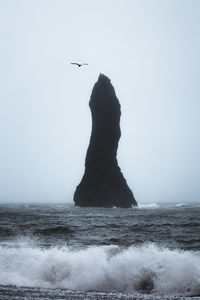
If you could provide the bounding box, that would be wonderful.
[34,225,73,235]
[175,203,189,207]
[137,202,200,209]
[0,242,200,296]
[0,226,14,237]
[138,203,159,209]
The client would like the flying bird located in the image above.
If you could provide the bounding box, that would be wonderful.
[71,62,88,67]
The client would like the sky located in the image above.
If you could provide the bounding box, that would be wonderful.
[0,0,199,204]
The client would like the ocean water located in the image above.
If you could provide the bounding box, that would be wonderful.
[0,202,200,300]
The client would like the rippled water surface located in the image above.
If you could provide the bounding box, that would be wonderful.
[0,202,200,299]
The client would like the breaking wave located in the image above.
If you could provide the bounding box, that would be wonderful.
[0,242,200,296]
[138,203,159,209]
[175,203,189,207]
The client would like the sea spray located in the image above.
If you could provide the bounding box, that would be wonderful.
[0,243,200,296]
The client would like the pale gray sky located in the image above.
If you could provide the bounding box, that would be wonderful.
[0,0,199,204]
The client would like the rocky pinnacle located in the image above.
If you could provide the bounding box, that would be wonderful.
[74,74,137,207]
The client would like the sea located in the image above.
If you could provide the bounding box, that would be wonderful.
[0,202,200,300]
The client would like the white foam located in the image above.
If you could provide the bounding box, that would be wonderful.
[175,203,189,207]
[0,242,200,295]
[138,203,159,209]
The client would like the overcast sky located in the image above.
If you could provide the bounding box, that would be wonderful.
[0,0,199,204]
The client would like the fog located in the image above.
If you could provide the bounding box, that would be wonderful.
[0,0,199,204]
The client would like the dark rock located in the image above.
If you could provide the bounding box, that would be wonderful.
[74,74,137,208]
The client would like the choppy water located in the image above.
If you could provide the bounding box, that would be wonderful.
[0,202,200,299]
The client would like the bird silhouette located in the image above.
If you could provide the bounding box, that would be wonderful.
[71,62,88,67]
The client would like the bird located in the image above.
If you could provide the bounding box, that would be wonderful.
[71,62,88,67]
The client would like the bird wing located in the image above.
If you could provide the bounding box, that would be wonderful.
[81,63,88,65]
[71,62,79,65]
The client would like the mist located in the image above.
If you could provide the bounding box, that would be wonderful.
[0,0,199,204]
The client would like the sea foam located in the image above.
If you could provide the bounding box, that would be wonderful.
[138,203,159,209]
[0,242,200,296]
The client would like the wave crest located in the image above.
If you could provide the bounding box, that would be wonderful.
[0,243,200,296]
[138,203,159,209]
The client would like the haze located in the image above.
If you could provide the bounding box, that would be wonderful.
[0,0,199,204]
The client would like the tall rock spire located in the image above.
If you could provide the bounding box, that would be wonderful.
[74,74,137,207]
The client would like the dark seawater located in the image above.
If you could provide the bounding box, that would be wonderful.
[0,202,200,300]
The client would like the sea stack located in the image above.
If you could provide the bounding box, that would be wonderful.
[74,74,137,208]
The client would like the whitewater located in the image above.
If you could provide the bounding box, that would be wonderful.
[0,203,200,299]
